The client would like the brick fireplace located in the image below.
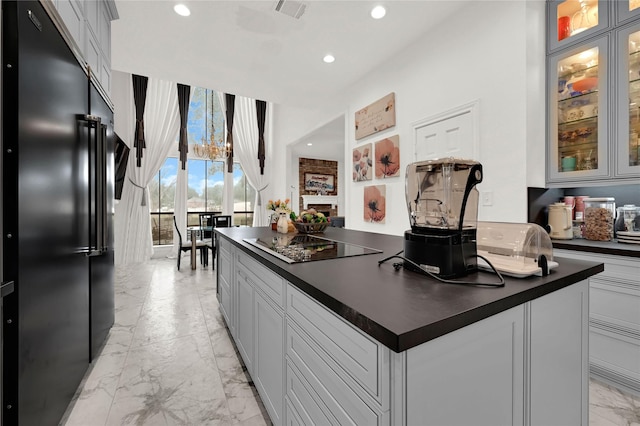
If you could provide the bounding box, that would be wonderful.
[298,158,338,215]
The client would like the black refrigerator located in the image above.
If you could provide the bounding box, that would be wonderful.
[1,1,115,425]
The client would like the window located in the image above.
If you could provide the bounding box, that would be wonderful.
[150,157,178,245]
[149,86,257,245]
[186,159,225,226]
[233,163,256,226]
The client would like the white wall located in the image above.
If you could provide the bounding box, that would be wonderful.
[272,0,547,236]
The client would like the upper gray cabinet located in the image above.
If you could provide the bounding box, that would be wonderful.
[54,0,118,96]
[616,21,640,177]
[548,0,611,53]
[547,0,640,186]
[616,0,640,24]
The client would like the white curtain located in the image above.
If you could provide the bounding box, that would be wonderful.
[234,96,271,227]
[114,77,180,265]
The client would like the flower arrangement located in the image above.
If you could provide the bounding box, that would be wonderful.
[266,198,290,213]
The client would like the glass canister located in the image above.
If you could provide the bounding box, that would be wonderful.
[583,197,615,241]
[615,205,640,232]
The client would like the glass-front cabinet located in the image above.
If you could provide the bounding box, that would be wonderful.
[617,23,640,176]
[548,36,610,183]
[548,0,610,52]
[617,0,640,24]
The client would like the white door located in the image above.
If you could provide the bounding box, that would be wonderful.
[414,103,478,161]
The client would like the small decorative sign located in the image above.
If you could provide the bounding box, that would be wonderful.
[355,93,396,140]
[374,135,400,178]
[353,143,372,181]
[364,185,386,223]
[304,173,335,193]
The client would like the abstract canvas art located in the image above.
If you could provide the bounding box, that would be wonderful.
[353,144,372,181]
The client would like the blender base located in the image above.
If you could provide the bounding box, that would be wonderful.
[403,229,478,279]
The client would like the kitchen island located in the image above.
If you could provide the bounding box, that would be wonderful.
[215,226,603,425]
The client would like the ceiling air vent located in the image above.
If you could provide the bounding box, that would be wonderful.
[274,0,306,19]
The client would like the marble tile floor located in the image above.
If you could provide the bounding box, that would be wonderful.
[60,257,639,426]
[60,256,270,425]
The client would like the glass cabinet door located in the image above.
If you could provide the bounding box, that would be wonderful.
[548,0,610,52]
[616,23,640,177]
[617,0,640,24]
[548,36,610,183]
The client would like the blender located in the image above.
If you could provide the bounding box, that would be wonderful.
[404,158,483,278]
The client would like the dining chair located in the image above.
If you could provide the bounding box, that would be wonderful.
[212,215,232,228]
[173,216,208,270]
[199,213,214,239]
[207,215,232,269]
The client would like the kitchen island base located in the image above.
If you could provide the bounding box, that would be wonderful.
[215,228,600,425]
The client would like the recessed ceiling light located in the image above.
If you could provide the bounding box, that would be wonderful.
[323,54,335,63]
[371,5,386,19]
[307,143,313,146]
[174,4,190,16]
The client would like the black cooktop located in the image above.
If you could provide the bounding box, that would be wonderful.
[244,234,382,263]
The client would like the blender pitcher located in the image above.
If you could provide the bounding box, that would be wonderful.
[404,158,483,278]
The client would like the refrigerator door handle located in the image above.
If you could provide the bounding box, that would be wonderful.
[99,124,108,252]
[85,114,102,256]
[1,281,15,297]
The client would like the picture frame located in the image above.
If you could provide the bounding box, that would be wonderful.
[304,172,335,193]
[355,92,396,140]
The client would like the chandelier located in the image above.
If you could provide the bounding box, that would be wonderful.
[193,89,230,160]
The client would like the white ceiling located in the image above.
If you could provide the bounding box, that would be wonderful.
[111,0,466,109]
[111,1,466,161]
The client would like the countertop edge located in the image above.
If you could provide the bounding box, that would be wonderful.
[552,240,640,258]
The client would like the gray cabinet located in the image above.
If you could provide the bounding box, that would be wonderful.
[234,251,285,424]
[547,0,611,54]
[547,35,610,184]
[254,292,284,425]
[555,249,640,395]
[217,237,234,334]
[616,20,640,177]
[547,0,640,186]
[53,0,117,95]
[235,266,254,374]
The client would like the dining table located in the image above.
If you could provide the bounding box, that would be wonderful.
[186,225,215,269]
[186,226,202,270]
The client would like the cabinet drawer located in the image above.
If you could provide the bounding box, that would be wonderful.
[286,325,385,426]
[590,327,640,382]
[286,365,337,426]
[287,286,386,404]
[590,279,640,333]
[237,252,284,308]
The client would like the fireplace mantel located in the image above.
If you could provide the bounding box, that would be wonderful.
[302,195,338,209]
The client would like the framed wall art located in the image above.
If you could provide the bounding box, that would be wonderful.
[353,144,372,181]
[375,135,400,178]
[355,92,396,140]
[304,172,335,193]
[363,184,386,223]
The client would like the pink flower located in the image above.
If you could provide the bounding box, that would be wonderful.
[364,186,386,222]
[375,138,400,178]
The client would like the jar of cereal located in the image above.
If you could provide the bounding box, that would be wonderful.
[583,198,616,241]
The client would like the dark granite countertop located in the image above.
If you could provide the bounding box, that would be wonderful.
[216,227,604,353]
[552,238,640,258]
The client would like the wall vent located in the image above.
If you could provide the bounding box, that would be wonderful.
[274,0,306,19]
